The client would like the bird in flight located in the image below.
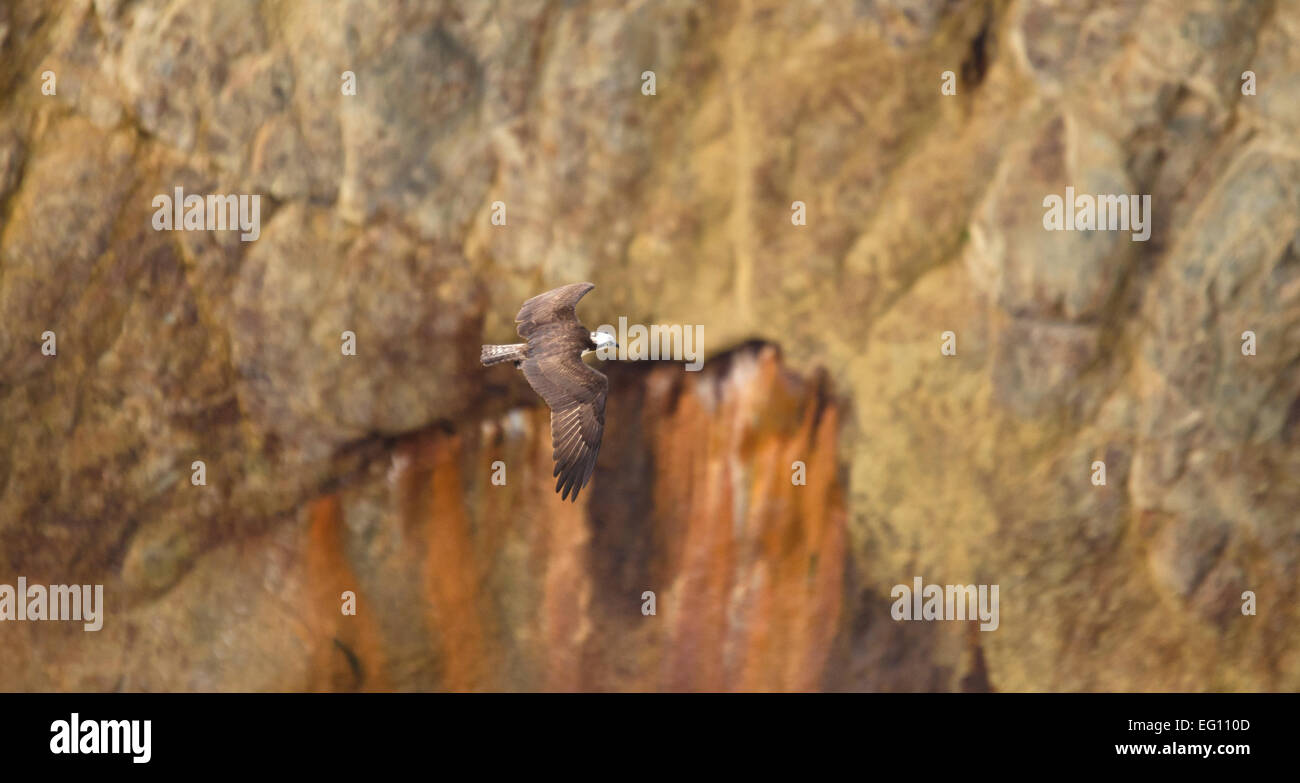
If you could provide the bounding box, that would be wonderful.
[481,282,617,501]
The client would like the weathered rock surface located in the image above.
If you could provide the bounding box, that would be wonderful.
[1,0,1297,690]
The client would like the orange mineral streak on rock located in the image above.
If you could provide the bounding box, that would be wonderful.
[419,433,503,691]
[538,477,595,692]
[304,495,389,691]
[655,347,846,691]
[305,344,845,691]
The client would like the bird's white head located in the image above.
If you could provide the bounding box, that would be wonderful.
[590,331,618,352]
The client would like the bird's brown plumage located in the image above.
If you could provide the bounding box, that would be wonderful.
[512,282,608,501]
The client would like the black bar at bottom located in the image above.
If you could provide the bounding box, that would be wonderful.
[0,693,1285,772]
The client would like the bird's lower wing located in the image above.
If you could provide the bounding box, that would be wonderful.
[520,355,608,501]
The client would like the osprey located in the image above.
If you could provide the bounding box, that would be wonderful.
[481,282,617,501]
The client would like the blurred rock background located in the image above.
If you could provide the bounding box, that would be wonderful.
[0,0,1297,691]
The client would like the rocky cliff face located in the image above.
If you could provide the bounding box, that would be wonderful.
[1,0,1297,691]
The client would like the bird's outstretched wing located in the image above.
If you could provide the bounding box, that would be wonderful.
[513,282,606,501]
[520,352,608,501]
[515,282,596,340]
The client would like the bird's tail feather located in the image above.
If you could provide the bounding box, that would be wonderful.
[481,343,527,366]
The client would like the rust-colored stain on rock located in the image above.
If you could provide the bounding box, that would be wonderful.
[296,345,845,691]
